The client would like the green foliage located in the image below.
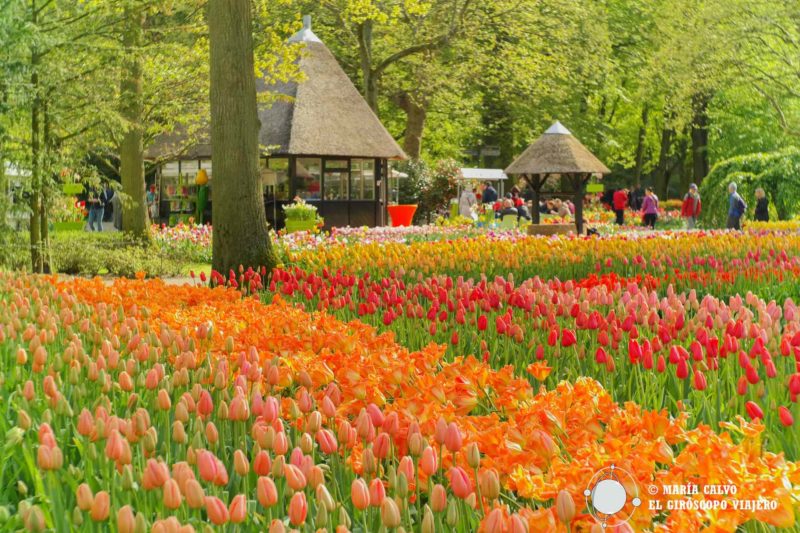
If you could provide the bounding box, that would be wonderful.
[282,198,319,221]
[49,232,186,277]
[700,150,800,227]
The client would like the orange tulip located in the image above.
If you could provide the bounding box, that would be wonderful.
[288,491,308,526]
[184,479,205,509]
[116,505,135,533]
[76,483,94,511]
[284,463,307,491]
[257,476,278,508]
[229,494,247,523]
[90,491,110,521]
[351,478,370,510]
[420,446,438,476]
[204,496,229,525]
[430,484,447,513]
[556,490,575,525]
[163,478,182,510]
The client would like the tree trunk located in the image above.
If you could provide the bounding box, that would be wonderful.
[357,21,379,112]
[633,105,649,187]
[393,92,427,159]
[691,92,710,184]
[29,49,43,273]
[119,8,149,239]
[653,124,673,199]
[208,0,276,275]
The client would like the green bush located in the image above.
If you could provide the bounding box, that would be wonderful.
[50,232,185,277]
[700,149,800,227]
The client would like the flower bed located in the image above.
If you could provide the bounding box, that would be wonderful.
[1,274,797,531]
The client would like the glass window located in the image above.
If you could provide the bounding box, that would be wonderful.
[181,160,200,183]
[351,159,375,200]
[200,159,213,177]
[162,161,180,178]
[295,158,322,200]
[261,158,290,200]
[324,160,349,200]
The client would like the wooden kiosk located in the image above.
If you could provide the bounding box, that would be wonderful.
[505,121,610,235]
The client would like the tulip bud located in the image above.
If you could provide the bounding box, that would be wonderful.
[466,442,480,469]
[380,498,401,528]
[446,499,459,527]
[233,449,249,477]
[17,410,31,430]
[397,473,409,498]
[172,421,187,444]
[300,433,314,455]
[479,468,501,501]
[121,465,135,491]
[315,503,328,527]
[408,432,425,457]
[421,505,435,533]
[134,512,147,533]
[556,490,576,525]
[430,484,447,513]
[339,506,352,528]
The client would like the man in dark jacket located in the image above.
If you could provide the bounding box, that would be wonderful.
[481,182,498,204]
[754,188,769,222]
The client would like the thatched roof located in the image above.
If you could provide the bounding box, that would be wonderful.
[146,17,406,161]
[505,121,610,176]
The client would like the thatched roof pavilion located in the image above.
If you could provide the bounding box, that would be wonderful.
[147,16,406,229]
[506,121,610,233]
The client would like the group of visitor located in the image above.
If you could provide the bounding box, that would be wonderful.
[85,183,121,232]
[458,182,534,222]
[609,181,769,231]
[610,186,660,228]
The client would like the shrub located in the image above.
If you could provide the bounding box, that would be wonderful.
[50,231,184,277]
[700,149,800,227]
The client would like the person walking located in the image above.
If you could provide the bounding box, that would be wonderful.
[754,188,769,222]
[459,187,477,219]
[481,182,498,204]
[681,183,702,229]
[727,183,746,230]
[146,184,158,222]
[641,187,659,229]
[612,188,628,225]
[86,185,105,232]
[629,186,644,211]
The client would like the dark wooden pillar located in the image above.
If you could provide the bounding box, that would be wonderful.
[523,174,543,224]
[572,173,591,235]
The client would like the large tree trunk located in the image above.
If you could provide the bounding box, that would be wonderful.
[633,105,649,187]
[393,92,427,159]
[691,92,710,184]
[208,0,276,275]
[119,9,149,239]
[653,124,673,199]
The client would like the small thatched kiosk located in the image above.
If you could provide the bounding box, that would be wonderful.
[147,16,406,228]
[505,121,610,234]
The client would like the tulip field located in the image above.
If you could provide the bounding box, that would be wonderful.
[2,228,800,532]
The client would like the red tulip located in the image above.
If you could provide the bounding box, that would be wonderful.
[693,370,707,391]
[745,401,764,420]
[561,328,576,347]
[477,315,488,331]
[778,406,794,427]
